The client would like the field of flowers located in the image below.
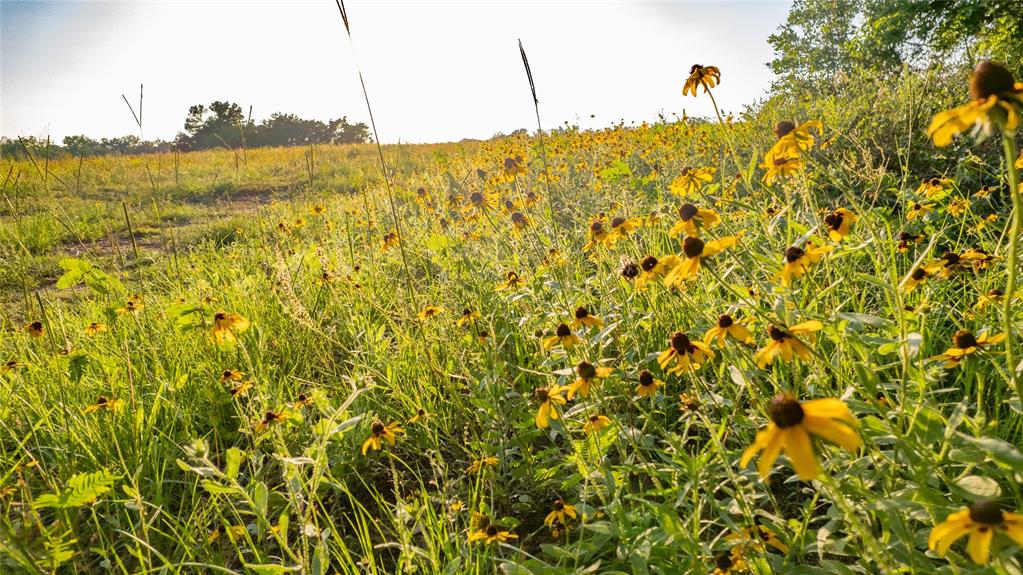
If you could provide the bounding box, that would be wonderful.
[2,61,1023,574]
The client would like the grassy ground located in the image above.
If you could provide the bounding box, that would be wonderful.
[2,74,1023,574]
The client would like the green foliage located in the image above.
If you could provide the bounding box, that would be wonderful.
[33,469,119,509]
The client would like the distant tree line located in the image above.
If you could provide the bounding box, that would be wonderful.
[0,100,370,159]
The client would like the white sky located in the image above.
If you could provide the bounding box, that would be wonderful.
[1,0,790,144]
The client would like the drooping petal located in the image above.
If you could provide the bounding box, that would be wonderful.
[802,398,856,425]
[802,415,861,452]
[757,426,785,479]
[929,513,972,556]
[966,527,993,565]
[783,426,819,480]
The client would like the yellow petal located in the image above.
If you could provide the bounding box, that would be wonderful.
[966,526,993,565]
[783,426,819,480]
[802,415,861,452]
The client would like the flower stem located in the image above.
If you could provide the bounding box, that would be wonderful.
[1002,134,1021,400]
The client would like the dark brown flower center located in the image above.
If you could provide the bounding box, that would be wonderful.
[988,289,1004,297]
[774,120,796,138]
[590,221,604,233]
[588,414,601,423]
[577,361,597,380]
[553,499,565,511]
[469,192,484,205]
[670,331,692,352]
[824,211,844,231]
[683,236,705,258]
[953,330,978,349]
[511,212,526,224]
[371,422,385,434]
[942,251,960,265]
[717,314,734,328]
[96,396,108,405]
[969,500,1005,525]
[768,395,804,428]
[970,61,1015,100]
[556,323,571,337]
[485,524,499,536]
[640,255,658,272]
[768,325,790,341]
[214,313,226,322]
[679,203,698,221]
[611,216,626,228]
[575,307,589,319]
[639,370,654,386]
[911,268,928,280]
[784,246,805,263]
[715,552,733,570]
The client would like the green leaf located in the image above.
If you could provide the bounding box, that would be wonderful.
[225,448,243,480]
[955,475,1001,499]
[34,469,119,509]
[244,564,300,575]
[957,434,1023,472]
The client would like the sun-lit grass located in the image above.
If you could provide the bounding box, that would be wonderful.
[2,61,1023,574]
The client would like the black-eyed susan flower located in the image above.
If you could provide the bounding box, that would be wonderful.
[23,321,44,338]
[255,410,295,433]
[901,261,945,292]
[760,154,804,185]
[466,456,498,474]
[670,167,716,197]
[418,305,446,320]
[635,254,680,290]
[567,361,613,399]
[500,155,526,181]
[929,500,1023,565]
[84,322,107,335]
[682,64,721,97]
[929,329,1006,368]
[468,522,518,544]
[456,308,480,327]
[658,331,714,373]
[770,120,822,156]
[535,385,567,428]
[704,314,754,347]
[229,379,254,399]
[603,215,643,246]
[778,242,832,287]
[635,369,663,398]
[583,217,609,252]
[823,208,858,241]
[726,523,790,555]
[381,231,400,252]
[928,61,1023,147]
[509,211,530,235]
[619,259,640,280]
[293,392,316,409]
[975,289,1006,311]
[583,413,612,434]
[497,271,524,291]
[664,235,737,285]
[310,203,327,216]
[753,321,822,368]
[211,312,250,344]
[544,499,578,528]
[739,394,860,480]
[83,396,125,414]
[669,203,721,237]
[542,323,581,350]
[947,198,971,217]
[907,201,936,220]
[1,360,26,376]
[361,420,404,455]
[897,231,925,252]
[407,408,428,424]
[570,306,603,330]
[220,369,244,383]
[712,548,748,575]
[916,178,954,199]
